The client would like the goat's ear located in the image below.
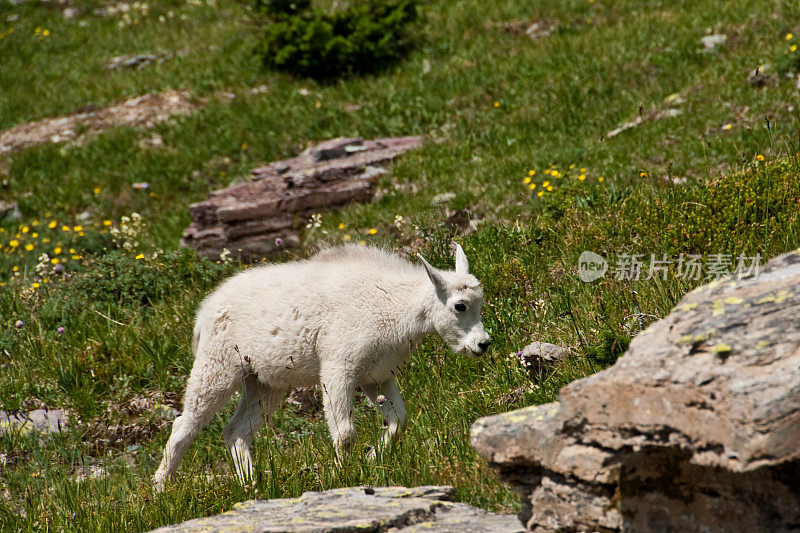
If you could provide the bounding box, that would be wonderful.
[418,254,448,294]
[454,243,469,275]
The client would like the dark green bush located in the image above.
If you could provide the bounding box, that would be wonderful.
[583,329,631,368]
[257,0,418,79]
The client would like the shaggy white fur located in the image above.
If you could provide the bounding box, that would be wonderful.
[153,244,490,487]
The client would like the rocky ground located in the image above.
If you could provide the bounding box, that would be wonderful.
[149,486,523,533]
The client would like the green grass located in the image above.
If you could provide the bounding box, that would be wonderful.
[1,0,800,530]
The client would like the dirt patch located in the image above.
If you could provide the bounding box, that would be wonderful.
[0,89,198,154]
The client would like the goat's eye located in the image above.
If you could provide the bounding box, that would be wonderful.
[454,303,467,312]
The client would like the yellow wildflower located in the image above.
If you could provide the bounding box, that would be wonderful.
[12,266,19,272]
[368,228,378,235]
[722,123,732,131]
[22,226,29,233]
[31,233,38,238]
[792,44,798,52]
[493,101,500,108]
[32,282,40,288]
[49,221,57,229]
[136,253,145,260]
[69,248,76,254]
[79,232,85,237]
[544,169,551,175]
[241,143,248,150]
[10,239,19,248]
[524,177,532,184]
[537,191,544,197]
[529,183,536,190]
[51,258,60,265]
[72,255,82,260]
[25,244,34,251]
[103,220,112,226]
[598,176,604,182]
[94,187,101,194]
[73,225,82,232]
[43,29,49,36]
[54,247,62,255]
[62,225,70,232]
[542,180,550,187]
[547,185,554,192]
[578,174,586,181]
[551,170,561,178]
[756,154,765,161]
[569,164,574,169]
[580,168,586,172]
[787,33,794,41]
[528,170,536,176]
[338,223,345,229]
[639,172,647,177]
[343,234,351,241]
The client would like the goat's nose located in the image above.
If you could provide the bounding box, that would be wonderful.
[478,340,491,353]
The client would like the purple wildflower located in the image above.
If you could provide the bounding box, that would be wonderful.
[15,320,23,329]
[275,237,283,246]
[57,326,65,335]
[376,394,386,404]
[54,263,65,273]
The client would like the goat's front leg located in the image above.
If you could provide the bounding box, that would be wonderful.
[320,365,357,454]
[362,376,407,448]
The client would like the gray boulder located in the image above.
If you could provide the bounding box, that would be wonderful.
[515,342,567,378]
[472,249,800,532]
[0,200,21,222]
[149,485,522,532]
[0,409,68,435]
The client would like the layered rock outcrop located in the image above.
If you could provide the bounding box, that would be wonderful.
[472,250,800,532]
[149,485,522,533]
[182,136,423,260]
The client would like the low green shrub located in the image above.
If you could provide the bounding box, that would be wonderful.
[2,248,234,337]
[257,0,418,79]
[582,329,631,368]
[639,156,800,257]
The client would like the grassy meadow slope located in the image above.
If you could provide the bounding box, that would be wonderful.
[1,0,799,530]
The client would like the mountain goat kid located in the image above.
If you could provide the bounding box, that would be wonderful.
[153,244,491,487]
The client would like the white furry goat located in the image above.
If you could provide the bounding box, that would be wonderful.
[153,244,490,487]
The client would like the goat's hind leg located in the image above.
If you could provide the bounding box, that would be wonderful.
[153,359,239,489]
[224,375,283,484]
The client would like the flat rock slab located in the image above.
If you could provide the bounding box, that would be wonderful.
[0,409,68,435]
[149,486,522,533]
[181,136,424,261]
[473,249,800,532]
[0,89,197,154]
